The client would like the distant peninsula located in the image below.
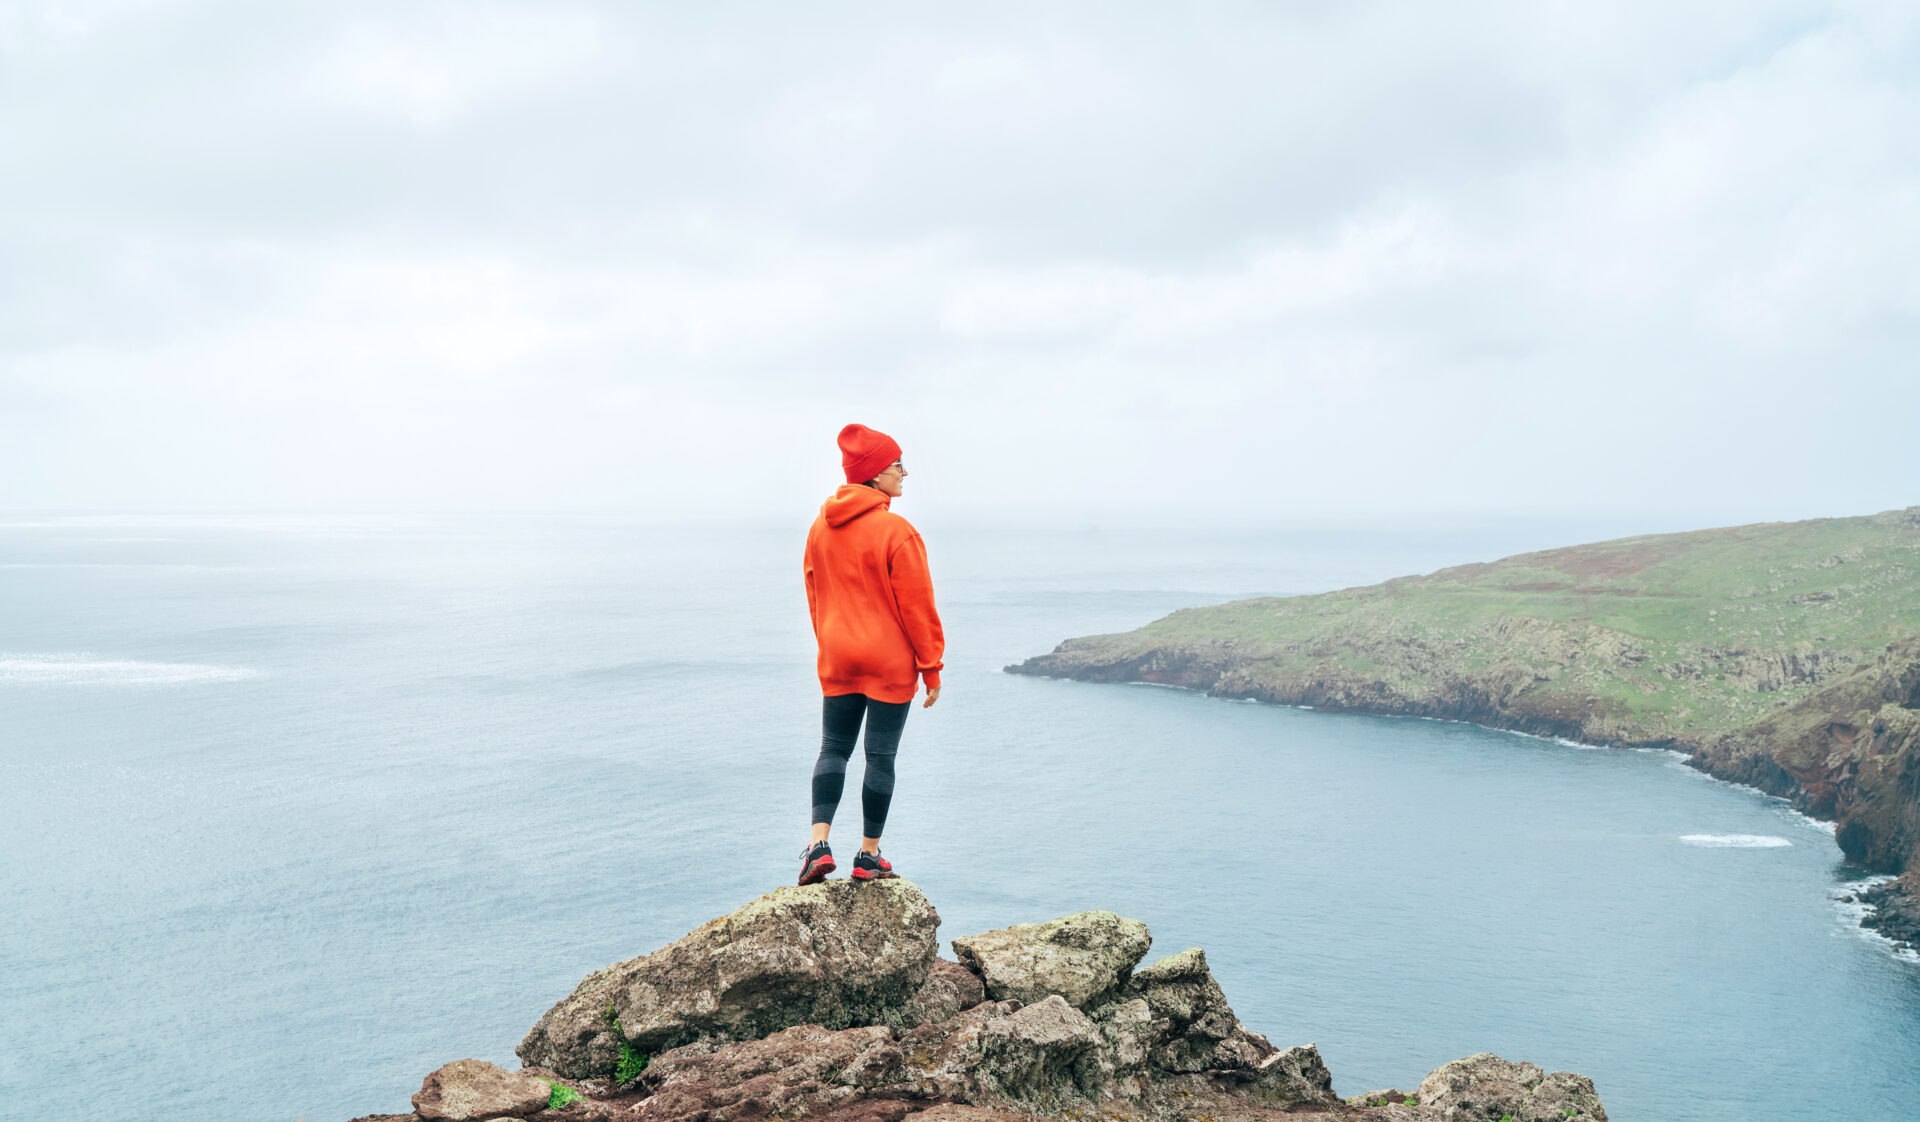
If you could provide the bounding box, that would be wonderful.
[1008,507,1920,948]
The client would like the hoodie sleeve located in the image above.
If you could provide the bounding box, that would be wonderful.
[802,526,822,642]
[887,531,945,690]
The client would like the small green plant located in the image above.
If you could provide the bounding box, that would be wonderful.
[616,1039,651,1084]
[601,1006,650,1084]
[546,1081,585,1109]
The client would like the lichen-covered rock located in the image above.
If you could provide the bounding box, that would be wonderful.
[518,880,940,1079]
[891,999,1026,1103]
[951,911,1151,1009]
[411,1058,552,1121]
[976,995,1103,1107]
[1121,947,1241,1072]
[1098,997,1162,1070]
[1097,943,1314,1098]
[1416,1052,1608,1122]
[1244,1043,1339,1105]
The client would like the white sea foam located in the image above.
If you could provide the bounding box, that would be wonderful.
[0,563,249,571]
[1831,876,1920,963]
[0,655,259,686]
[1678,833,1793,848]
[1782,806,1838,836]
[1555,736,1605,749]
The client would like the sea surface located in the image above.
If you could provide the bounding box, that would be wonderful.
[4,513,1919,1122]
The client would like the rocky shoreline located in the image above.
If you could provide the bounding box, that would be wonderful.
[1837,876,1920,957]
[350,881,1609,1122]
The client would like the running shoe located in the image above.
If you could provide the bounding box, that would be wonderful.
[851,849,897,881]
[798,842,835,885]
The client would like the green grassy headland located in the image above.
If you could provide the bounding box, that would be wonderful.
[1010,507,1920,878]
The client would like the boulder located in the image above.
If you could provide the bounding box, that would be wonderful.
[1416,1053,1609,1122]
[951,910,1151,1009]
[1246,1044,1339,1106]
[1092,943,1321,1100]
[913,956,989,1024]
[1122,947,1240,1072]
[411,1059,551,1121]
[975,995,1103,1107]
[517,880,941,1079]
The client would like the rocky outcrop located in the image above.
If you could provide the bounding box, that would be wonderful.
[1414,1054,1607,1122]
[352,882,1609,1122]
[518,880,941,1078]
[412,1060,552,1121]
[950,911,1149,1009]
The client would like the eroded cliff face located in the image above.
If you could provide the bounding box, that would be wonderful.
[351,882,1610,1122]
[1692,639,1920,871]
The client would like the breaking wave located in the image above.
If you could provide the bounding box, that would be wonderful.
[1678,833,1793,848]
[0,655,259,686]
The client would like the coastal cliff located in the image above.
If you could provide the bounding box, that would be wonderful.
[1007,508,1920,949]
[350,882,1608,1122]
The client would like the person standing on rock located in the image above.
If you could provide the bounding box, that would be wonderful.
[798,423,944,886]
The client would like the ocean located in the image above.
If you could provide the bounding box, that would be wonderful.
[3,513,1917,1121]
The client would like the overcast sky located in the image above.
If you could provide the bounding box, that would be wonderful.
[3,0,1916,523]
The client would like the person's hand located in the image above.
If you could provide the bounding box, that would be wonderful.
[923,685,941,708]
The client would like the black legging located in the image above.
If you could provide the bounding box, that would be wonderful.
[811,693,909,839]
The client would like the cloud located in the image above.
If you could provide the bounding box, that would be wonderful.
[2,0,1916,520]
[306,8,602,127]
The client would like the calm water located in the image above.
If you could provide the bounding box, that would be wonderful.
[3,514,1918,1122]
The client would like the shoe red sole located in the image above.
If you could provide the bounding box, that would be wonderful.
[850,868,898,881]
[798,857,835,885]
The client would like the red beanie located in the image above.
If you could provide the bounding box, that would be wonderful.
[838,423,902,484]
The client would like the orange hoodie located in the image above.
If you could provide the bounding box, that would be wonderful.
[803,484,944,703]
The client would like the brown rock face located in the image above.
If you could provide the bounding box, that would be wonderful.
[411,1058,552,1120]
[630,1023,900,1122]
[1693,638,1920,874]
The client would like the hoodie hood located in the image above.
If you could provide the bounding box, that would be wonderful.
[822,483,891,528]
